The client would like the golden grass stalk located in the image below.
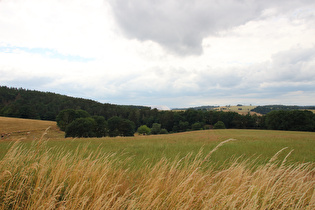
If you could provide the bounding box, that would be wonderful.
[0,138,314,209]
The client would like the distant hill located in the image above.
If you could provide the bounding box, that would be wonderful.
[0,86,148,121]
[172,105,219,111]
[251,105,315,115]
[173,104,315,115]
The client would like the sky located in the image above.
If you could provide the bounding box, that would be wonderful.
[1,0,315,109]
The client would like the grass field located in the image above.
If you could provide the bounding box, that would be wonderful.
[0,117,314,209]
[0,116,62,140]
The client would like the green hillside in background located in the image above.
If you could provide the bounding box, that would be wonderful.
[0,86,147,121]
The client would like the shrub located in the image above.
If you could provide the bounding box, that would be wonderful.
[204,124,212,130]
[137,125,151,135]
[213,121,226,129]
[192,122,203,130]
[160,128,168,134]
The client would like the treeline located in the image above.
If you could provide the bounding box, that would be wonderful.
[1,86,315,137]
[265,110,315,131]
[56,108,263,137]
[0,86,146,121]
[57,108,315,137]
[252,105,315,115]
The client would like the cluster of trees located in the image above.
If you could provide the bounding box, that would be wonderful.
[137,123,168,135]
[265,110,315,131]
[57,109,136,137]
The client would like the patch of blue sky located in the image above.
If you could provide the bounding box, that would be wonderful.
[0,46,94,62]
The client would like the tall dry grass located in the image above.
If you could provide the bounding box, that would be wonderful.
[0,135,314,209]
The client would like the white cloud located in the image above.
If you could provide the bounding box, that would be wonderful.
[0,0,315,107]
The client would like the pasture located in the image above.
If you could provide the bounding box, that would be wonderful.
[0,117,314,209]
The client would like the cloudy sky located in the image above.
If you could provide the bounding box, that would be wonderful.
[1,0,315,109]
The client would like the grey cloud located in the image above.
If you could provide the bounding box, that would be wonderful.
[192,46,315,103]
[109,0,314,56]
[196,68,244,91]
[226,46,315,90]
[81,46,315,106]
[270,47,315,82]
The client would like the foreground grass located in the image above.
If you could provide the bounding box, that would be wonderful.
[1,118,314,209]
[0,136,314,209]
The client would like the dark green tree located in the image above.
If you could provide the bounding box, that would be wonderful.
[65,117,96,138]
[128,109,140,128]
[108,116,123,137]
[178,121,189,132]
[56,109,90,131]
[92,116,107,137]
[159,111,174,132]
[107,116,135,136]
[56,109,77,131]
[76,109,90,119]
[151,123,161,135]
[120,119,135,136]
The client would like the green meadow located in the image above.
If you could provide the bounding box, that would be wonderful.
[1,128,314,169]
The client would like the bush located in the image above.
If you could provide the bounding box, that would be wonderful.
[192,122,203,130]
[204,124,212,130]
[160,128,168,134]
[213,121,226,129]
[137,125,151,135]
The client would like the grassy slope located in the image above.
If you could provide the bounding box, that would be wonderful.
[0,117,314,167]
[0,116,62,138]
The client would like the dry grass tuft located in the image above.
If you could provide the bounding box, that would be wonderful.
[0,135,314,209]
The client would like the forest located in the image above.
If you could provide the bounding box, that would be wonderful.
[0,86,146,121]
[1,86,315,137]
[252,105,315,114]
